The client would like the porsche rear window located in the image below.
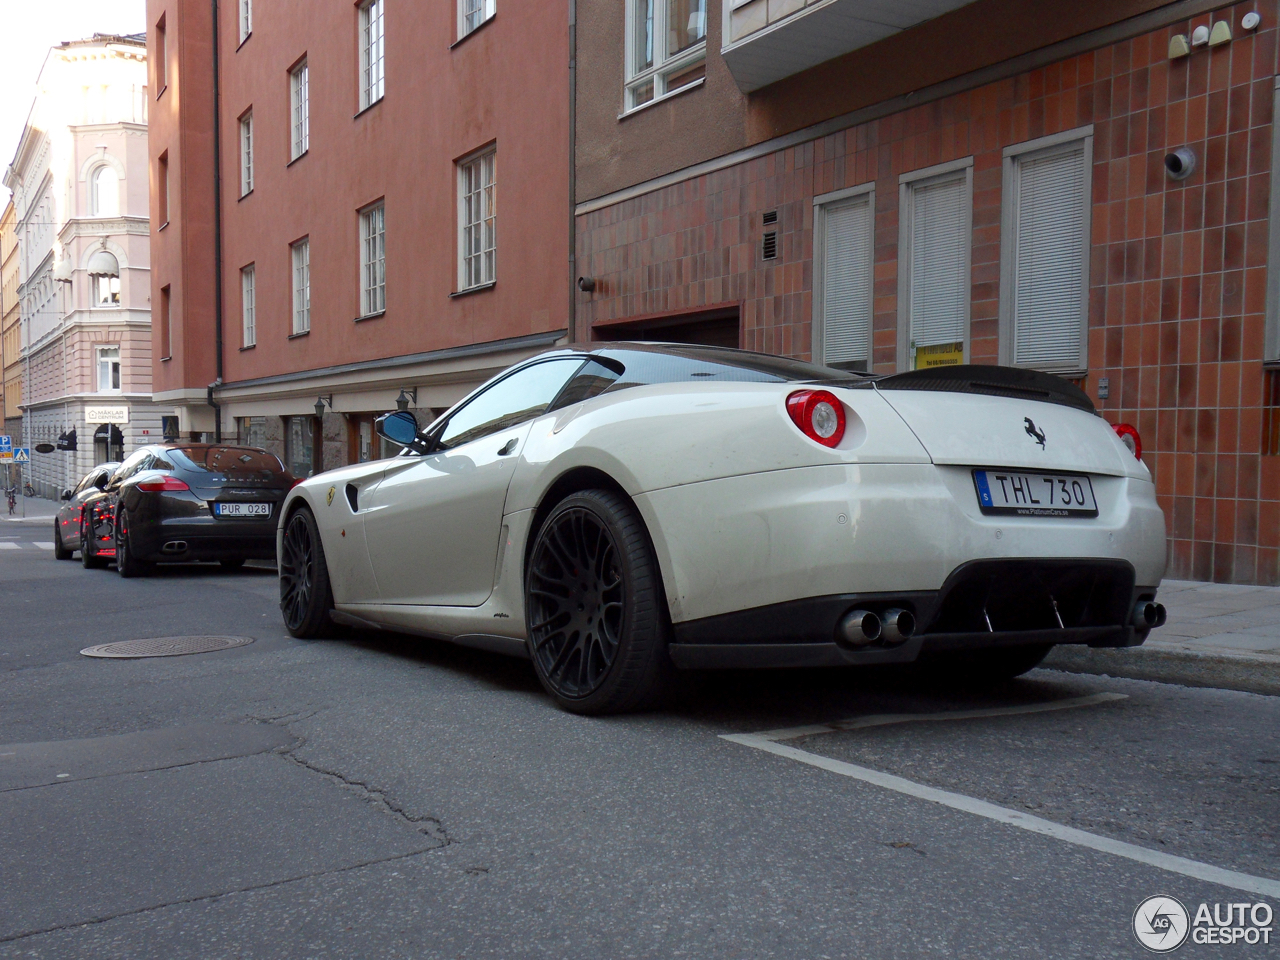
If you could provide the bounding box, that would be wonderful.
[597,346,864,390]
[168,446,287,474]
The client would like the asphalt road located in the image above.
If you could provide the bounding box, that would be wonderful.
[0,521,1277,959]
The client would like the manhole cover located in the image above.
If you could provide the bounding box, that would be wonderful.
[80,636,255,659]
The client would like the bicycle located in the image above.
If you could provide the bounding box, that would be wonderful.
[23,481,35,498]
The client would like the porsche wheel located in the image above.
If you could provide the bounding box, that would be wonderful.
[526,490,671,714]
[116,511,151,578]
[80,513,106,569]
[280,507,336,639]
[53,523,72,561]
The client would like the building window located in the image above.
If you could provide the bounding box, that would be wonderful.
[285,416,315,477]
[899,160,972,371]
[239,415,267,447]
[239,0,252,44]
[160,284,171,358]
[96,346,121,393]
[291,238,310,334]
[625,0,707,111]
[155,14,166,93]
[290,60,309,161]
[459,0,495,39]
[360,202,386,316]
[158,152,169,224]
[90,166,119,217]
[241,263,256,346]
[814,186,873,372]
[95,274,121,306]
[239,111,253,195]
[458,148,496,290]
[999,130,1092,373]
[359,0,385,109]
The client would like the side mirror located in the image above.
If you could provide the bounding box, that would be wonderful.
[375,410,433,454]
[61,489,73,501]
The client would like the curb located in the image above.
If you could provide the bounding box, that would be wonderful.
[1044,644,1280,697]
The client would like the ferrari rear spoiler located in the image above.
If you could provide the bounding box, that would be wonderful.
[873,365,1096,415]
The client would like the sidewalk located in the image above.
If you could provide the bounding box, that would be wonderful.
[1,495,60,523]
[1046,578,1280,696]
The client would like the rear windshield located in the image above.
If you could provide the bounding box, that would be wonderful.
[597,345,864,391]
[167,446,287,476]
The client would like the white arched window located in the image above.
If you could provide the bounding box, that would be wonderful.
[91,166,119,217]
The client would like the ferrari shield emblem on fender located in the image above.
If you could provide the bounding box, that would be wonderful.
[326,486,336,506]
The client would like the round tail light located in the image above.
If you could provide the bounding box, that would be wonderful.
[1112,422,1142,460]
[786,389,846,448]
[137,475,191,492]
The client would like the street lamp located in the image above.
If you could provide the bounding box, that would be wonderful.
[314,395,333,419]
[395,388,412,412]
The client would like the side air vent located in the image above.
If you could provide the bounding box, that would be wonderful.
[762,231,778,260]
[345,484,359,512]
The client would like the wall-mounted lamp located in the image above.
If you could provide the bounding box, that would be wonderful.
[1242,12,1261,31]
[1209,20,1232,46]
[395,388,416,412]
[1169,34,1191,58]
[314,395,333,419]
[1191,24,1210,46]
[577,276,596,293]
[1164,147,1198,181]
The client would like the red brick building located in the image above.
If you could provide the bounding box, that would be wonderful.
[574,0,1280,584]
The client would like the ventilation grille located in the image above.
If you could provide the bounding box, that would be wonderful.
[762,231,778,260]
[762,210,778,225]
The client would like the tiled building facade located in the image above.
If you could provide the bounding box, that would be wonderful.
[577,1,1280,584]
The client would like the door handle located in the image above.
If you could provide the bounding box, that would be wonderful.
[497,437,518,456]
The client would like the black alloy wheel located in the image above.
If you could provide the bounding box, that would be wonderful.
[279,507,336,639]
[525,489,672,714]
[80,512,106,569]
[53,522,72,560]
[115,510,151,578]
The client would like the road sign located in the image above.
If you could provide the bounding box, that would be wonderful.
[12,448,30,464]
[0,436,11,454]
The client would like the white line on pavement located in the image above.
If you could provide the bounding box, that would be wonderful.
[751,692,1128,742]
[722,733,1280,899]
[0,543,18,550]
[32,543,53,550]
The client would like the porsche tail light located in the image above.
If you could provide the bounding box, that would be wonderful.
[1113,422,1142,460]
[786,389,846,448]
[137,475,191,492]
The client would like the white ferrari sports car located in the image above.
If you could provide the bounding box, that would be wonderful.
[278,343,1167,714]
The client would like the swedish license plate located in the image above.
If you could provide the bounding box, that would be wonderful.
[972,470,1098,518]
[215,502,271,518]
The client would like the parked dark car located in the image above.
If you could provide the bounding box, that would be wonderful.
[80,444,297,576]
[52,462,120,560]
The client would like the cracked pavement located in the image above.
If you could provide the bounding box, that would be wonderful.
[1,543,1278,958]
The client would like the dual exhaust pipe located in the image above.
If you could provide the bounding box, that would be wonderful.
[162,541,188,554]
[838,607,915,649]
[1132,600,1167,630]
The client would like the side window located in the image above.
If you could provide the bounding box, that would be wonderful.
[73,474,93,496]
[549,358,621,411]
[112,450,152,483]
[438,359,583,449]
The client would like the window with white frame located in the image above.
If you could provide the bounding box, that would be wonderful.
[241,263,256,346]
[95,274,121,305]
[1000,131,1092,373]
[290,61,309,160]
[360,0,385,109]
[238,0,252,44]
[360,202,386,316]
[459,0,495,39]
[291,238,310,334]
[96,346,121,393]
[458,148,496,290]
[239,111,253,195]
[625,0,707,110]
[90,166,119,217]
[814,188,873,372]
[899,163,971,370]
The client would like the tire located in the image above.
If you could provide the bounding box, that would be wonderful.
[53,523,73,561]
[115,510,151,578]
[80,513,106,570]
[917,643,1055,685]
[525,489,673,715]
[220,558,246,571]
[279,507,336,639]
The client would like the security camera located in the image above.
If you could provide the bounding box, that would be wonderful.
[1164,147,1197,181]
[577,276,596,292]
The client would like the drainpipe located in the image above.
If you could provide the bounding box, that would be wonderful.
[208,0,225,442]
[567,0,577,344]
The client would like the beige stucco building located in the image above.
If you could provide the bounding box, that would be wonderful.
[1,200,19,446]
[3,34,162,497]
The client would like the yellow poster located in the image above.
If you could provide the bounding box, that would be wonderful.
[915,342,964,368]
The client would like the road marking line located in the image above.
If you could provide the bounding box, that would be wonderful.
[721,733,1280,898]
[752,692,1128,742]
[32,543,53,550]
[0,542,18,550]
